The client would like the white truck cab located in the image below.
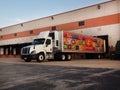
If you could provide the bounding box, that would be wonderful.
[21,31,62,62]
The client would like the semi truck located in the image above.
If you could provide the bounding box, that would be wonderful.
[21,30,106,62]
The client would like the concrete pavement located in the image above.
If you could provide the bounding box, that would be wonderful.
[0,58,120,90]
[0,58,120,69]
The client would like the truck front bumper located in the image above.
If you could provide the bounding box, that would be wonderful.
[21,54,38,60]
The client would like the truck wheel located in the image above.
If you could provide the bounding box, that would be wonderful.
[67,54,72,61]
[24,58,31,62]
[37,53,45,62]
[61,54,66,61]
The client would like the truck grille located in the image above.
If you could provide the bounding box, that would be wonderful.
[22,47,30,54]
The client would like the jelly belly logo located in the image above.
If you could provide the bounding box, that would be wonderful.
[63,32,104,52]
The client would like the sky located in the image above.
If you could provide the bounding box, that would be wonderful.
[0,0,109,28]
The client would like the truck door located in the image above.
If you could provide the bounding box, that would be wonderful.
[45,39,53,52]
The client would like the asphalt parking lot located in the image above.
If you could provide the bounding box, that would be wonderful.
[0,58,120,90]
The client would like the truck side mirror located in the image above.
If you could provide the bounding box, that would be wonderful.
[46,39,51,47]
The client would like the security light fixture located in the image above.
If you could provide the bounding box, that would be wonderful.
[51,16,54,20]
[21,23,23,27]
[97,4,101,9]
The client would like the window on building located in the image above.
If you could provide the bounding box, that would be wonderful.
[30,30,33,34]
[78,21,85,26]
[14,33,17,36]
[52,26,56,30]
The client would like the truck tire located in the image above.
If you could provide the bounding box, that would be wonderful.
[24,58,31,62]
[66,54,72,61]
[37,53,45,62]
[61,54,66,61]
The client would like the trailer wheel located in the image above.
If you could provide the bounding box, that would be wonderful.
[61,54,66,61]
[67,54,72,61]
[37,53,45,62]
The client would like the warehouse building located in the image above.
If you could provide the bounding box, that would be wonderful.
[0,0,120,58]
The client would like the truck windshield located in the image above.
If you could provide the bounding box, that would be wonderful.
[32,38,45,45]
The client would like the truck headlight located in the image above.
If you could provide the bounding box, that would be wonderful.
[31,50,36,54]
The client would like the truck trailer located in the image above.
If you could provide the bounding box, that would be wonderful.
[21,31,106,62]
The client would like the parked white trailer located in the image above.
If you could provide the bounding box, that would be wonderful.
[21,30,106,62]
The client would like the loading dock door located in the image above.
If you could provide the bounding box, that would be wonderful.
[97,35,109,53]
[0,48,4,55]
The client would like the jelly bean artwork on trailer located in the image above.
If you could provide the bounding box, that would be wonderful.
[63,32,104,52]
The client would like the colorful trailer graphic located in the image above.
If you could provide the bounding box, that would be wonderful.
[63,32,105,53]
